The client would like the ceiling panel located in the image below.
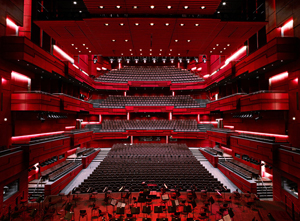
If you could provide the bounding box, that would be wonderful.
[35,18,266,57]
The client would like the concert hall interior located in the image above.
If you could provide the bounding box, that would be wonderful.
[0,0,300,220]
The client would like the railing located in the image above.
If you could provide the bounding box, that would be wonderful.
[208,93,247,102]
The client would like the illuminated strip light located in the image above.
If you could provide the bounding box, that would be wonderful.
[281,19,293,36]
[224,125,234,129]
[203,74,210,78]
[96,67,101,71]
[6,17,19,34]
[65,126,75,129]
[102,67,107,70]
[191,67,197,71]
[235,130,288,138]
[210,71,217,76]
[269,71,288,84]
[82,70,89,76]
[73,64,79,69]
[12,71,30,82]
[197,67,202,71]
[53,45,74,64]
[81,121,101,125]
[11,131,65,141]
[199,121,218,125]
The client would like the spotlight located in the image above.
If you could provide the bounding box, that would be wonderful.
[178,58,182,63]
[152,58,156,63]
[162,58,166,63]
[186,58,190,63]
[135,58,138,63]
[110,58,114,63]
[143,58,147,63]
[126,59,130,63]
[170,58,174,63]
[93,55,98,64]
[118,58,122,63]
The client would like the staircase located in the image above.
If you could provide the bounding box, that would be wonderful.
[256,177,273,200]
[28,179,45,200]
[189,148,208,162]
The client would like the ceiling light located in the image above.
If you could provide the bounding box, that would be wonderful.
[224,48,226,50]
[184,6,189,9]
[150,23,155,26]
[222,2,226,5]
[195,24,199,26]
[79,10,82,13]
[210,51,212,53]
[180,23,185,26]
[159,53,161,55]
[220,51,223,53]
[135,23,139,26]
[227,44,230,46]
[99,6,104,9]
[170,49,172,51]
[82,44,85,46]
[160,49,162,51]
[169,53,171,55]
[129,49,132,51]
[150,49,152,51]
[217,11,220,13]
[178,53,180,55]
[165,23,170,26]
[119,23,124,26]
[150,53,152,55]
[133,6,138,9]
[201,6,206,9]
[78,51,81,53]
[75,47,78,49]
[116,5,121,9]
[73,1,77,4]
[140,53,142,55]
[86,47,88,49]
[216,44,219,46]
[140,49,142,51]
[167,6,172,9]
[104,23,109,26]
[125,39,128,42]
[121,53,123,55]
[187,40,191,42]
[71,44,74,46]
[175,39,178,42]
[213,48,215,50]
[131,53,133,55]
[112,39,116,42]
[150,5,155,9]
[89,51,91,53]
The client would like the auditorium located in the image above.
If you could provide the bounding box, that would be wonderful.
[0,0,299,220]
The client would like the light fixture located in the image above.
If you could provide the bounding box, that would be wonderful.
[71,44,74,46]
[186,58,190,63]
[184,6,189,9]
[119,23,124,26]
[135,58,138,63]
[201,6,206,9]
[202,55,207,63]
[167,6,172,9]
[180,23,185,26]
[125,39,128,42]
[165,23,170,26]
[104,23,109,26]
[169,53,171,55]
[293,117,296,120]
[170,49,172,51]
[187,40,191,42]
[170,58,174,63]
[195,58,199,63]
[150,5,155,9]
[129,49,132,51]
[79,10,82,13]
[112,39,116,42]
[160,49,162,51]
[179,58,182,63]
[227,44,230,46]
[110,58,114,63]
[99,6,104,9]
[121,53,123,55]
[116,5,121,8]
[222,2,226,5]
[82,44,85,46]
[224,48,226,50]
[78,51,81,53]
[75,47,78,49]
[89,51,91,53]
[150,49,152,51]
[217,11,220,13]
[162,58,166,63]
[4,118,7,122]
[178,53,180,55]
[150,53,152,55]
[195,24,199,26]
[150,23,155,26]
[126,59,130,63]
[73,1,77,4]
[159,53,162,55]
[135,23,139,26]
[140,53,142,55]
[175,39,178,42]
[131,53,133,55]
[216,44,219,46]
[140,49,142,51]
[152,58,156,63]
[133,6,138,9]
[220,51,223,53]
[143,58,147,63]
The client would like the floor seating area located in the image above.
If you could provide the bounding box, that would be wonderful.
[77,143,228,193]
[219,159,260,180]
[100,119,200,132]
[95,66,204,83]
[93,95,204,108]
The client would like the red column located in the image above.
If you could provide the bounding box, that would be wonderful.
[19,0,32,39]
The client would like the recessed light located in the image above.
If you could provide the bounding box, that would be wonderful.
[104,23,109,26]
[150,23,155,26]
[169,53,171,55]
[75,47,78,49]
[140,53,142,55]
[135,23,139,26]
[180,23,185,26]
[210,51,212,53]
[194,24,199,26]
[121,53,123,55]
[165,23,170,26]
[99,6,104,9]
[175,39,178,42]
[263,68,266,70]
[178,53,180,55]
[187,40,191,42]
[216,44,219,46]
[170,49,172,51]
[133,6,138,9]
[129,49,132,51]
[79,10,82,13]
[116,5,121,9]
[224,48,226,50]
[213,48,215,50]
[73,1,77,5]
[293,117,296,120]
[82,44,85,46]
[167,6,172,9]
[120,23,124,26]
[184,6,189,9]
[71,44,74,46]
[125,39,128,42]
[112,39,116,42]
[150,5,155,9]
[222,2,226,5]
[201,6,206,9]
[150,49,152,51]
[89,51,91,53]
[78,51,81,53]
[131,53,133,55]
[150,53,152,55]
[220,51,223,53]
[217,11,220,13]
[140,49,142,51]
[86,47,88,49]
[227,44,230,46]
[160,49,162,51]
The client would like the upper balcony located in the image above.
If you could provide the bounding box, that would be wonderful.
[207,93,246,112]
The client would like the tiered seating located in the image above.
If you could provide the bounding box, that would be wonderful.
[99,119,200,132]
[95,66,203,83]
[94,95,202,108]
[77,143,228,192]
[41,161,81,181]
[219,159,260,180]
